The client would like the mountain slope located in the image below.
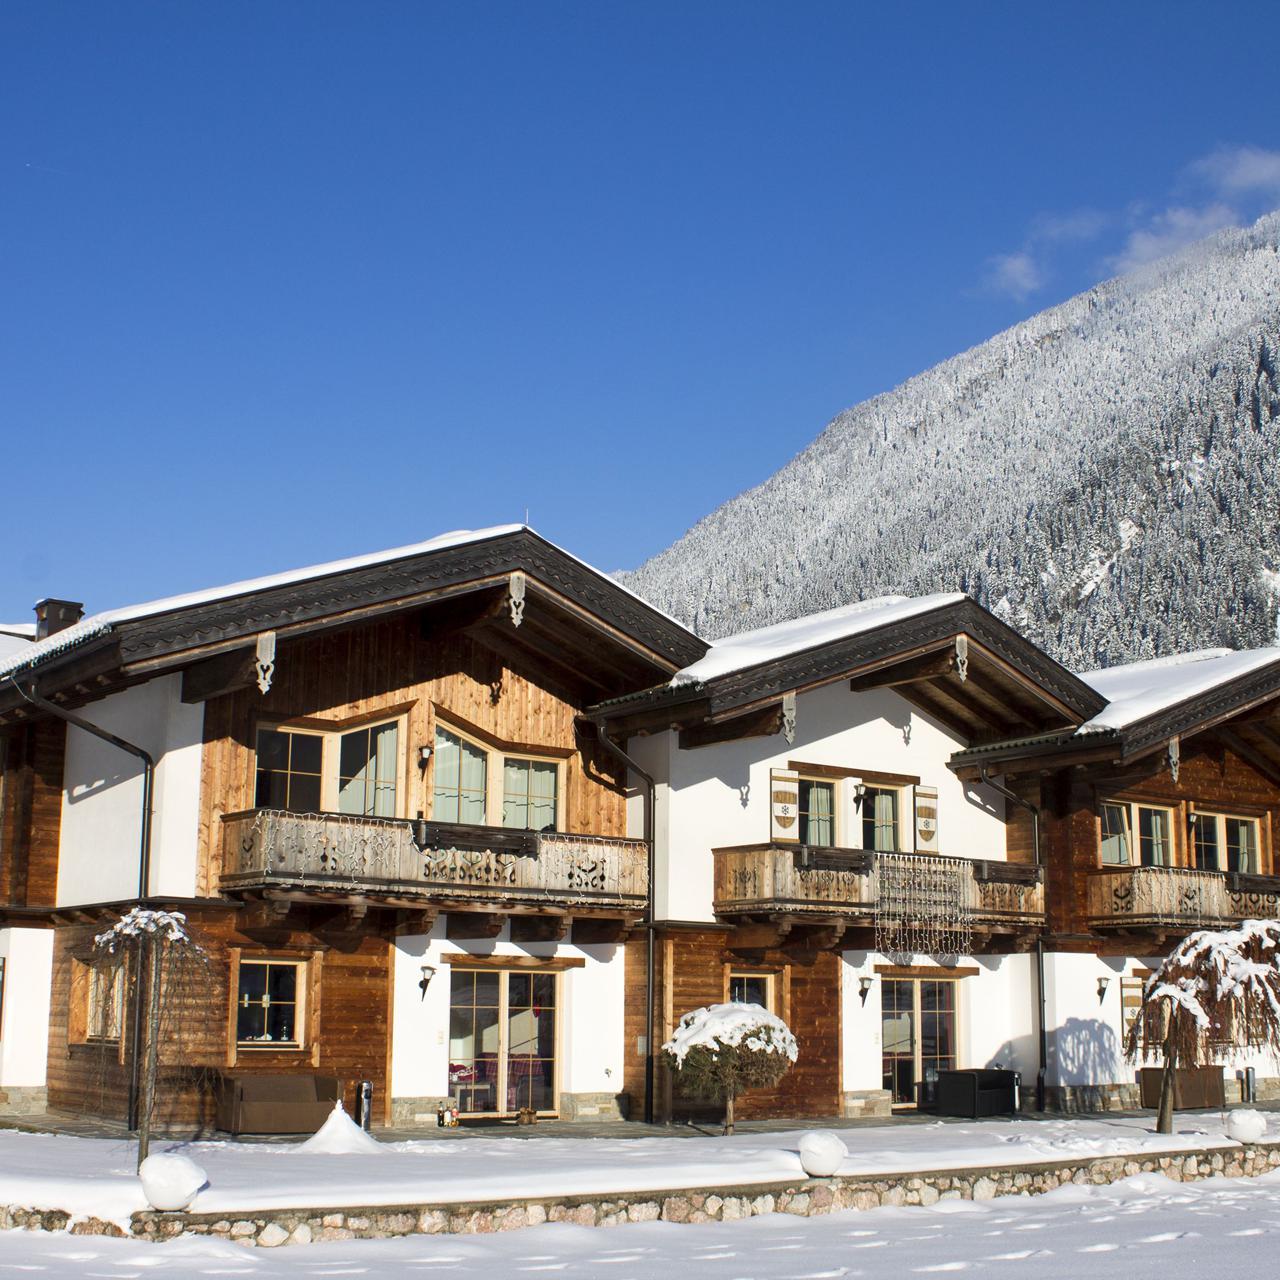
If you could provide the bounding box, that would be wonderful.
[625,215,1280,669]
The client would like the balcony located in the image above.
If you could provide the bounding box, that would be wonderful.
[220,809,648,914]
[712,844,1044,934]
[1087,865,1280,932]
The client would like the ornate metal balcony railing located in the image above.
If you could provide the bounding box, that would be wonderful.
[1087,865,1280,930]
[220,809,648,910]
[711,844,1044,935]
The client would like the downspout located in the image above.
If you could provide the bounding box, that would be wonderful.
[979,763,1048,1112]
[588,718,658,1125]
[7,675,156,1131]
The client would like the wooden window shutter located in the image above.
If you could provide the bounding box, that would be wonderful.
[770,769,800,844]
[913,784,939,853]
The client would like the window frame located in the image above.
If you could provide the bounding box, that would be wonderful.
[431,718,565,832]
[796,776,838,847]
[1192,810,1261,874]
[727,969,777,1012]
[1097,799,1176,868]
[447,966,561,1117]
[253,714,408,819]
[233,956,308,1051]
[880,974,960,1109]
[860,783,902,853]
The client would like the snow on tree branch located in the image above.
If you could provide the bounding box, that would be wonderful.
[663,1002,799,1067]
[95,907,199,954]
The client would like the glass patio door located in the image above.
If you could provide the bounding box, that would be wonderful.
[881,978,956,1107]
[449,969,558,1115]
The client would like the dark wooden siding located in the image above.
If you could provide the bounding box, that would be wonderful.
[0,719,65,907]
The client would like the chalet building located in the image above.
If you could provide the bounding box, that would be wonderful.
[592,593,1105,1119]
[952,647,1280,1110]
[1,527,1279,1130]
[0,527,706,1126]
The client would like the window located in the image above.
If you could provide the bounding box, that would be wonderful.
[1098,801,1173,867]
[1193,812,1259,873]
[503,758,558,832]
[729,971,775,1010]
[797,779,835,846]
[87,962,124,1042]
[449,968,558,1115]
[881,977,956,1106]
[254,719,402,817]
[862,786,899,852]
[432,721,562,830]
[236,958,303,1047]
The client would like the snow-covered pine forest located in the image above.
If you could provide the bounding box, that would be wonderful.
[624,214,1280,669]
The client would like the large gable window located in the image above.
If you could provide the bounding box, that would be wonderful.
[432,720,562,831]
[254,719,402,817]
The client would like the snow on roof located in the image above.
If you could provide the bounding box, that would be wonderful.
[670,593,965,686]
[0,525,525,682]
[0,632,34,662]
[1078,647,1280,733]
[0,622,36,638]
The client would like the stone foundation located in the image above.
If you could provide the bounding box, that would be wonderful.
[558,1091,629,1122]
[28,1139,1260,1247]
[841,1089,892,1119]
[0,1087,47,1115]
[389,1097,454,1127]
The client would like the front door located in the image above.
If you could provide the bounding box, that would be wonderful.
[881,977,956,1107]
[449,968,558,1115]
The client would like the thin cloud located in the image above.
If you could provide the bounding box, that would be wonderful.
[1029,209,1109,244]
[1109,203,1237,273]
[984,251,1044,301]
[1190,145,1280,198]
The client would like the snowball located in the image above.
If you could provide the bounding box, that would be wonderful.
[139,1152,207,1211]
[798,1129,847,1177]
[1226,1108,1267,1143]
[294,1100,384,1154]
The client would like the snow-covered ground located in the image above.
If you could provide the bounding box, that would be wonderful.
[0,1110,1275,1226]
[3,1168,1279,1278]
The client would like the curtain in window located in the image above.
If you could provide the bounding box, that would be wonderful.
[434,727,488,824]
[503,759,558,831]
[1139,808,1169,867]
[804,781,833,846]
[872,789,897,852]
[1227,819,1257,874]
[338,721,399,817]
[1100,803,1131,865]
[1193,815,1219,871]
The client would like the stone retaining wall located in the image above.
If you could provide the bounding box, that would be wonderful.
[119,1140,1280,1246]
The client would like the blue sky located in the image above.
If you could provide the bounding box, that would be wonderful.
[4,2,1280,621]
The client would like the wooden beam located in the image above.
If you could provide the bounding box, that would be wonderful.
[848,648,957,691]
[180,647,258,703]
[570,917,636,945]
[927,674,1024,737]
[680,703,784,750]
[390,908,439,937]
[509,913,571,943]
[725,919,794,950]
[440,951,586,971]
[1218,728,1280,788]
[445,911,506,940]
[895,682,979,741]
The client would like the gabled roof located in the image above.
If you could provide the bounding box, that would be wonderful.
[951,644,1280,773]
[0,526,707,717]
[591,594,1105,746]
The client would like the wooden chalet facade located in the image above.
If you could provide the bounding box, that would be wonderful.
[3,531,1280,1131]
[0,528,705,1126]
[953,648,1280,1109]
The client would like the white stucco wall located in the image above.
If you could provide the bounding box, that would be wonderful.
[56,674,205,905]
[389,921,627,1109]
[0,928,54,1087]
[637,684,1007,923]
[840,950,1038,1096]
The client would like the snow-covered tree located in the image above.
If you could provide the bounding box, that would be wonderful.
[95,908,206,1168]
[662,1002,798,1135]
[1125,920,1280,1134]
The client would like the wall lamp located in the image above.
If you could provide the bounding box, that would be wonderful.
[859,975,875,1005]
[418,744,433,768]
[419,964,437,1001]
[1097,976,1110,1004]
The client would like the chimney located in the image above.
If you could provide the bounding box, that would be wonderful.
[34,598,85,641]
